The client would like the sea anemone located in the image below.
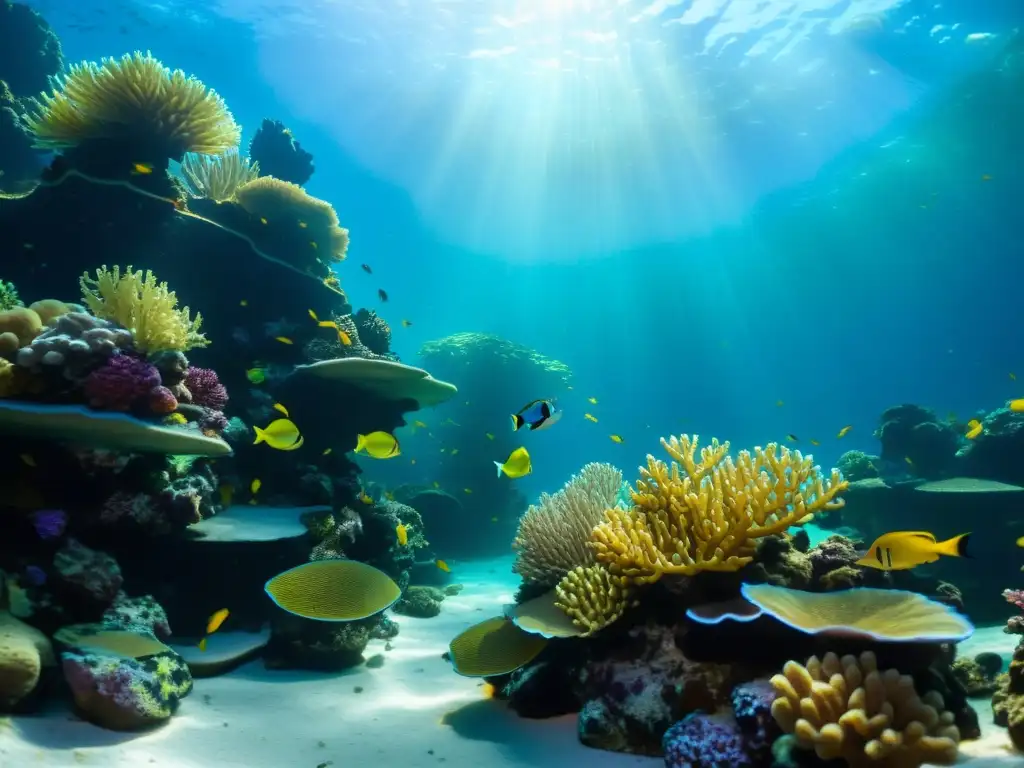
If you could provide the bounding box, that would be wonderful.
[23,50,240,157]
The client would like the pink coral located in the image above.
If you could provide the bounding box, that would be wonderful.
[1005,589,1024,611]
[83,354,161,412]
[184,366,228,409]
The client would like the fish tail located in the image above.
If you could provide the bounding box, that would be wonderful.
[934,532,971,558]
[253,426,266,445]
[510,414,523,431]
[494,460,505,477]
[355,434,366,453]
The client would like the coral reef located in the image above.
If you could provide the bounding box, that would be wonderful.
[248,118,314,185]
[178,149,259,202]
[0,1,63,98]
[875,404,958,478]
[771,651,961,766]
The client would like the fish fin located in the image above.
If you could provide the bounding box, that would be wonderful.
[494,460,505,477]
[355,434,366,453]
[282,436,305,452]
[934,532,971,558]
[253,426,266,445]
[198,637,207,652]
[510,414,523,431]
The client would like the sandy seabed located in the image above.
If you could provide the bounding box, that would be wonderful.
[0,556,1020,768]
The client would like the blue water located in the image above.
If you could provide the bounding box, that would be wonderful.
[24,0,1024,499]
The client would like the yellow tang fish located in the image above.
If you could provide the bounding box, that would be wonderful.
[218,484,234,507]
[495,446,531,479]
[275,336,293,345]
[412,420,428,429]
[584,413,598,423]
[273,403,289,417]
[965,419,983,440]
[402,319,412,327]
[198,608,230,652]
[396,524,408,546]
[1010,398,1024,412]
[436,559,451,573]
[322,448,332,456]
[587,397,598,405]
[246,367,266,384]
[809,439,820,446]
[1017,536,1024,548]
[609,434,624,444]
[785,434,798,442]
[485,432,495,440]
[1011,372,1017,381]
[253,418,304,451]
[837,425,853,438]
[359,491,373,504]
[250,478,261,495]
[239,299,249,307]
[355,431,401,459]
[131,162,153,175]
[450,448,460,456]
[854,531,970,571]
[433,481,441,489]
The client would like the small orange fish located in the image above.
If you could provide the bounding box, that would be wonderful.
[199,608,230,651]
[965,419,983,440]
[396,524,408,546]
[786,434,798,442]
[275,336,293,345]
[401,320,412,327]
[131,162,153,175]
[584,413,598,423]
[1011,399,1024,412]
[378,288,388,302]
[837,425,853,438]
[609,434,624,444]
[436,559,451,573]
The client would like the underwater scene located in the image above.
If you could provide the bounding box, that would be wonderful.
[2,0,1024,766]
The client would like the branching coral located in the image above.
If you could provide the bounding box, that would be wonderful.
[179,149,259,202]
[23,51,239,156]
[592,435,848,585]
[79,265,208,353]
[513,462,623,587]
[232,176,349,262]
[553,564,635,636]
[770,651,960,767]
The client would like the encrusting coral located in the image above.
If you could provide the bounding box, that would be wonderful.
[23,50,240,157]
[79,265,208,353]
[592,435,848,584]
[770,651,960,767]
[512,462,623,587]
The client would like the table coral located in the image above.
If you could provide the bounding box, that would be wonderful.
[770,650,960,767]
[592,435,848,584]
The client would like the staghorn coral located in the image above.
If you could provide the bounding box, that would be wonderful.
[232,176,349,262]
[178,149,259,202]
[770,650,960,767]
[23,50,239,156]
[80,265,208,353]
[592,435,848,585]
[553,564,635,636]
[513,462,623,587]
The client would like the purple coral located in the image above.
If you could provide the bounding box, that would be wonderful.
[29,508,67,539]
[663,713,749,768]
[83,353,161,412]
[184,366,228,409]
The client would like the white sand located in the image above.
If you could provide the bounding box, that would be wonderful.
[0,557,1019,767]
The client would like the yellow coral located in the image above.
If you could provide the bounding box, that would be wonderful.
[232,176,349,263]
[23,51,240,156]
[592,435,848,584]
[770,651,960,767]
[553,564,635,636]
[79,265,208,353]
